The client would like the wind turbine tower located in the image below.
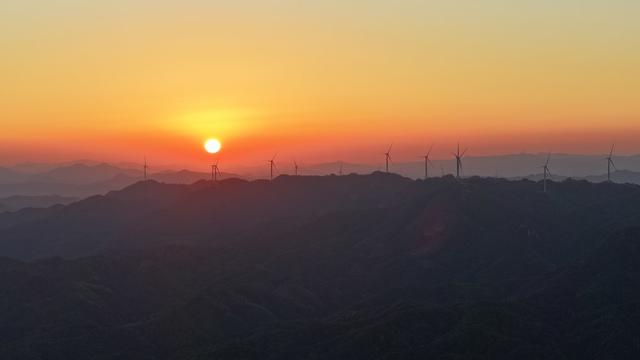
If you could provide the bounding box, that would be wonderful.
[452,143,467,179]
[423,144,434,179]
[542,154,551,192]
[606,144,616,182]
[143,157,148,180]
[293,160,299,176]
[211,160,221,182]
[268,154,278,180]
[384,144,393,173]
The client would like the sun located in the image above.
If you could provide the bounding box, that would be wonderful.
[204,138,222,154]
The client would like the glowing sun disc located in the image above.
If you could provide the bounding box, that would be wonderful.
[204,139,222,154]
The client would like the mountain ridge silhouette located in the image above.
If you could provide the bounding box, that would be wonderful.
[2,173,640,358]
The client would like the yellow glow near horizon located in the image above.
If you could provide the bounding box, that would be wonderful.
[204,139,222,154]
[171,109,257,140]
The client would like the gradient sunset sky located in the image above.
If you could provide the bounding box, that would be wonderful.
[1,0,639,168]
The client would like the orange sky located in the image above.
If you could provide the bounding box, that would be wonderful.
[1,1,639,170]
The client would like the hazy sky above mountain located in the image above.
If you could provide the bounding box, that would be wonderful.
[1,0,639,168]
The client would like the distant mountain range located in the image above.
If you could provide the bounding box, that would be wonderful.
[230,153,640,181]
[2,174,640,358]
[0,195,77,213]
[3,154,640,210]
[517,169,640,184]
[0,162,241,200]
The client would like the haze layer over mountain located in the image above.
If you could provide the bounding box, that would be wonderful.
[3,152,640,201]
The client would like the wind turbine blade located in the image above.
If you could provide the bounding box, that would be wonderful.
[545,153,551,166]
[610,144,615,157]
[387,143,393,154]
[272,153,278,161]
[427,144,433,157]
[611,159,617,171]
[461,148,468,157]
[428,159,435,168]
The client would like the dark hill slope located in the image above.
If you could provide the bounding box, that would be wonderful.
[2,175,640,358]
[0,173,415,259]
[0,181,191,259]
[201,228,640,360]
[2,174,640,262]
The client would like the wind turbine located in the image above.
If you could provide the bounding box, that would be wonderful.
[384,144,393,173]
[606,144,616,183]
[293,160,299,176]
[541,153,551,192]
[452,143,467,179]
[268,154,278,180]
[143,156,148,180]
[211,159,221,182]
[422,144,434,179]
[339,161,344,176]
